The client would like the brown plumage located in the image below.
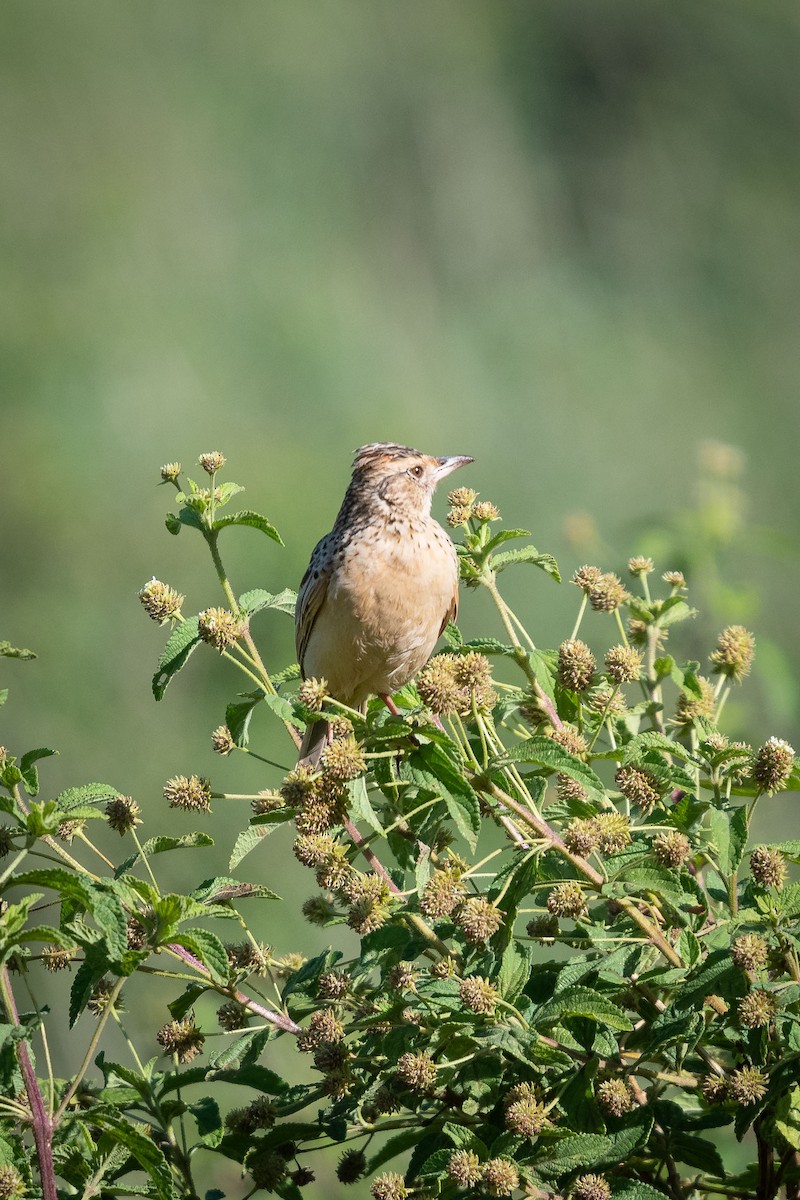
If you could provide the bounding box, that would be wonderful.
[295,443,473,761]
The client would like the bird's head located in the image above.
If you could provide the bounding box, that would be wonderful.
[349,443,474,517]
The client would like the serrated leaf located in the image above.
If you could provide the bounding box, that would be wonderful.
[491,544,561,581]
[55,782,119,813]
[238,588,296,616]
[497,940,531,1003]
[191,876,280,904]
[348,776,384,834]
[190,1096,223,1148]
[367,1128,426,1174]
[613,1184,673,1200]
[709,805,748,877]
[212,509,283,544]
[454,637,517,657]
[172,929,229,984]
[402,743,481,851]
[534,985,633,1031]
[115,832,213,876]
[229,823,282,870]
[0,641,36,660]
[152,616,201,700]
[490,736,605,804]
[620,732,691,764]
[90,1111,174,1199]
[18,747,57,796]
[225,692,263,747]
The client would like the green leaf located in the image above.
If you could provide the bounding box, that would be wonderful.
[90,1111,174,1199]
[261,691,296,724]
[491,736,606,804]
[225,691,263,746]
[348,776,384,834]
[115,832,213,876]
[533,986,633,1031]
[491,544,561,582]
[229,822,285,871]
[453,637,517,658]
[709,805,748,876]
[613,1184,672,1200]
[403,743,481,851]
[190,1096,223,1148]
[0,641,36,660]
[367,1128,426,1174]
[484,528,532,552]
[238,588,296,616]
[172,929,229,984]
[191,876,280,904]
[18,747,57,796]
[152,616,201,700]
[775,1084,800,1150]
[497,941,531,1003]
[212,509,283,544]
[55,782,119,812]
[619,732,691,765]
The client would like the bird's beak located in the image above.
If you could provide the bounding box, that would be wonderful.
[435,455,474,480]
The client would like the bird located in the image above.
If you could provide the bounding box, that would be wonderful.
[295,443,473,762]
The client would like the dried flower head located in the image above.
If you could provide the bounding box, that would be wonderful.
[297,1007,345,1052]
[573,1175,612,1200]
[455,897,503,944]
[572,565,603,593]
[526,914,559,940]
[596,1077,635,1116]
[550,725,588,758]
[430,957,458,979]
[460,975,499,1015]
[211,725,235,755]
[752,737,795,794]
[160,462,181,482]
[198,451,226,474]
[448,486,479,509]
[387,962,418,993]
[556,773,588,803]
[710,625,755,683]
[628,557,654,577]
[105,794,141,834]
[564,818,600,857]
[586,683,627,716]
[653,831,692,869]
[198,607,242,652]
[318,970,349,1000]
[731,933,769,972]
[472,500,500,522]
[252,789,284,815]
[139,579,184,624]
[593,812,631,854]
[447,1149,483,1187]
[447,505,473,527]
[728,1065,768,1105]
[42,945,74,972]
[0,828,13,859]
[337,1149,367,1184]
[604,645,643,685]
[320,737,366,783]
[738,990,777,1029]
[0,1166,25,1200]
[674,677,716,726]
[226,940,270,975]
[280,766,317,808]
[750,846,787,890]
[396,1051,436,1091]
[298,678,329,711]
[420,866,466,918]
[505,1095,551,1137]
[588,572,627,613]
[87,978,123,1017]
[557,639,596,693]
[57,819,85,843]
[216,1001,249,1032]
[164,774,211,813]
[663,570,687,589]
[302,895,337,925]
[370,1173,409,1200]
[156,1015,205,1063]
[547,882,587,920]
[250,1152,287,1190]
[616,764,661,811]
[482,1158,520,1197]
[700,1074,728,1105]
[225,1096,277,1135]
[346,874,392,935]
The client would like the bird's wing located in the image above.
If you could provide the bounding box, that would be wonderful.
[438,576,459,637]
[295,534,335,675]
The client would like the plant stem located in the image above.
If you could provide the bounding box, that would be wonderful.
[54,976,126,1122]
[165,942,301,1034]
[0,967,58,1200]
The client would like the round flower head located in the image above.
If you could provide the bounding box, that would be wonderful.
[627,556,654,577]
[447,1149,483,1187]
[250,1153,287,1191]
[211,725,235,755]
[160,461,181,482]
[396,1051,436,1091]
[472,500,500,522]
[662,570,687,589]
[317,970,349,1000]
[105,794,141,834]
[550,725,588,757]
[448,486,479,509]
[198,607,242,652]
[447,504,473,527]
[420,866,466,918]
[526,914,559,940]
[710,625,755,683]
[596,1077,635,1116]
[593,812,631,854]
[604,645,643,685]
[616,764,661,811]
[674,677,715,726]
[336,1149,367,1184]
[139,579,184,624]
[296,1007,345,1052]
[156,1015,205,1063]
[42,945,74,972]
[217,1001,249,1031]
[557,640,596,692]
[198,450,226,474]
[505,1095,550,1137]
[482,1158,520,1197]
[700,1074,728,1105]
[547,882,587,920]
[164,774,211,813]
[738,990,777,1029]
[652,830,691,869]
[460,975,499,1015]
[728,1065,768,1105]
[750,846,786,890]
[87,978,124,1017]
[752,737,795,794]
[298,677,329,712]
[572,565,603,593]
[388,962,418,993]
[455,897,503,944]
[731,933,769,972]
[564,818,600,857]
[573,1176,611,1200]
[252,789,284,815]
[0,1166,25,1200]
[320,736,366,783]
[371,1173,408,1200]
[557,773,588,803]
[588,572,627,613]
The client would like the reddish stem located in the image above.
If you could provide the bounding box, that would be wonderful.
[1,968,57,1200]
[166,944,301,1035]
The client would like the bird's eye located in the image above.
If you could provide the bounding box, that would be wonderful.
[410,465,424,478]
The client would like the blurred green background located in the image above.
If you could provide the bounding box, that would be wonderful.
[2,1,800,1193]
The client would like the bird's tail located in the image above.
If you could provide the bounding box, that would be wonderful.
[297,717,329,768]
